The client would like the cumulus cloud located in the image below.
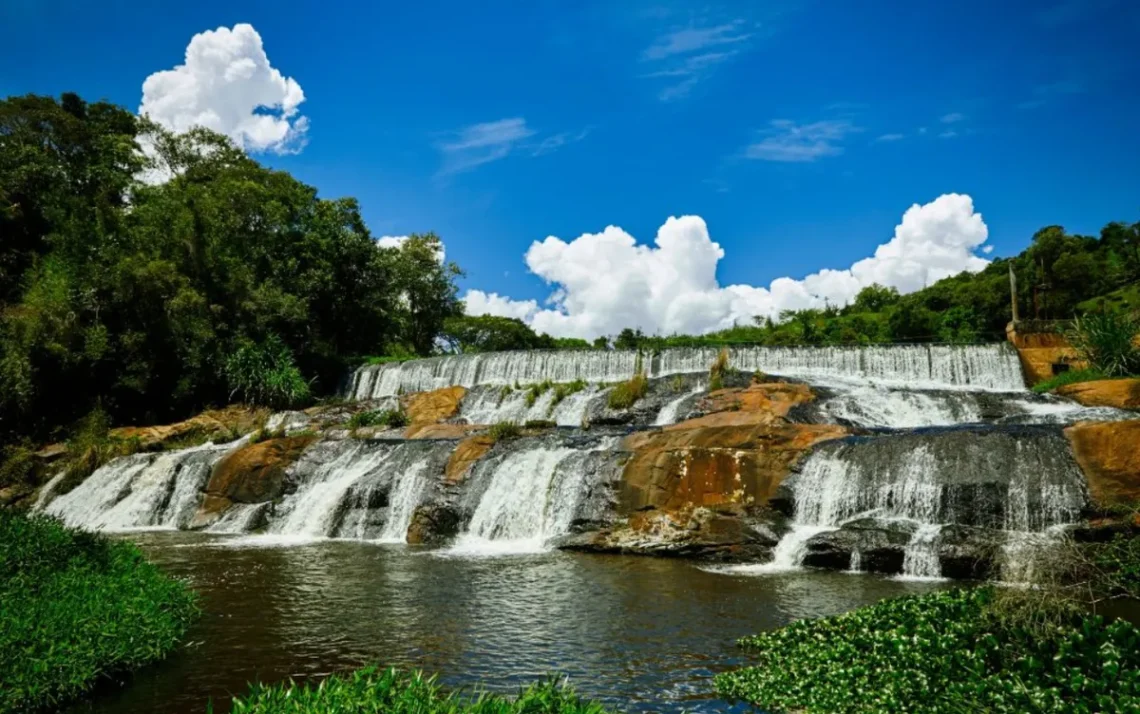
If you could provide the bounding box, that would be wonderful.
[140,24,308,154]
[463,194,990,339]
[376,235,446,263]
[746,119,859,162]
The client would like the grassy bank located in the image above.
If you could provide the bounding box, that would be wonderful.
[0,512,198,713]
[220,667,611,714]
[715,588,1139,714]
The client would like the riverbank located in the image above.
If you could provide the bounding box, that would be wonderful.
[716,587,1140,713]
[0,512,198,713]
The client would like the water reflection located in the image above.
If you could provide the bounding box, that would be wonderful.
[68,533,946,714]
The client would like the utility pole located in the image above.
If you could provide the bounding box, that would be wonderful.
[1008,263,1019,325]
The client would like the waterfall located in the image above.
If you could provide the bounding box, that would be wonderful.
[653,384,705,426]
[31,470,66,511]
[207,503,269,534]
[899,523,944,580]
[458,384,605,427]
[376,460,429,543]
[348,343,1026,400]
[817,386,983,428]
[270,443,395,538]
[44,441,241,531]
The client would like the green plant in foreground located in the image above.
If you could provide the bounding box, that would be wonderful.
[0,511,198,713]
[488,421,522,442]
[1031,367,1110,393]
[715,588,1139,714]
[606,372,648,410]
[224,666,612,714]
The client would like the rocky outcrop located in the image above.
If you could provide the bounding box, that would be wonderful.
[800,520,1000,579]
[111,405,269,450]
[1057,379,1140,410]
[406,503,462,545]
[404,423,485,440]
[682,382,816,428]
[1065,420,1140,508]
[191,435,316,528]
[445,435,495,484]
[402,386,467,425]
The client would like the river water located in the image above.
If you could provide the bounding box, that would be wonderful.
[67,532,946,714]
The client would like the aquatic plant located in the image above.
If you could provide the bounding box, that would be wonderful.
[0,511,198,713]
[524,380,554,407]
[715,588,1139,714]
[223,666,612,714]
[548,379,588,415]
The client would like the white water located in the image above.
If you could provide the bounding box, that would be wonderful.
[207,503,269,534]
[271,445,394,537]
[898,523,944,580]
[653,384,705,426]
[459,385,604,427]
[31,470,66,511]
[716,525,834,575]
[377,460,430,543]
[819,385,983,428]
[44,441,240,531]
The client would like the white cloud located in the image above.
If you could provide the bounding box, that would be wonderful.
[463,194,990,339]
[376,235,445,263]
[641,21,750,100]
[745,119,859,162]
[140,24,308,154]
[875,133,905,142]
[939,130,959,139]
[940,112,965,124]
[436,118,534,175]
[530,127,591,157]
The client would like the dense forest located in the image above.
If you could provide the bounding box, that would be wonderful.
[2,92,1137,447]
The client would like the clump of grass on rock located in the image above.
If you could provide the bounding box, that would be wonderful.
[0,511,198,713]
[222,667,612,714]
[606,373,648,410]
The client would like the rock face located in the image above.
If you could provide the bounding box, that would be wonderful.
[445,435,495,484]
[1057,379,1140,410]
[192,435,316,528]
[1065,420,1140,508]
[111,405,269,450]
[402,386,467,425]
[683,382,816,428]
[1006,325,1086,386]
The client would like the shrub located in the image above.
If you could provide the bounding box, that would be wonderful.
[224,666,612,714]
[487,421,521,442]
[1031,367,1109,393]
[670,375,685,392]
[549,379,588,413]
[63,407,142,485]
[1066,311,1140,377]
[224,335,313,409]
[524,419,556,430]
[715,588,1140,714]
[751,370,767,384]
[709,348,730,391]
[607,372,648,410]
[524,380,554,407]
[0,511,198,713]
[348,409,408,430]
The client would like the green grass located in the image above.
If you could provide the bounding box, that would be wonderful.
[715,588,1139,714]
[348,408,409,429]
[606,373,648,410]
[1031,368,1111,393]
[1077,283,1140,315]
[524,380,554,407]
[487,421,522,442]
[0,511,198,713]
[221,667,612,714]
[549,379,588,413]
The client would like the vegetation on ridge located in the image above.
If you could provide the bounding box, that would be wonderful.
[0,511,198,713]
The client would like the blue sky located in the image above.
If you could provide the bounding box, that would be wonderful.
[2,0,1139,336]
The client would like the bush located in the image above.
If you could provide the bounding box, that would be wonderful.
[606,372,648,410]
[549,379,587,412]
[709,348,730,391]
[487,421,521,442]
[225,335,313,409]
[715,588,1140,714]
[348,408,408,430]
[224,666,612,714]
[1031,367,1110,393]
[0,511,198,713]
[524,419,556,430]
[496,385,513,406]
[1066,311,1140,377]
[524,380,554,408]
[63,407,142,484]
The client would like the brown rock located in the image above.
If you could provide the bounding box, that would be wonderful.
[690,382,815,427]
[401,386,467,426]
[205,435,316,505]
[1056,379,1140,410]
[1065,420,1140,508]
[404,423,484,440]
[446,435,495,484]
[1015,347,1086,386]
[112,405,269,450]
[620,421,848,512]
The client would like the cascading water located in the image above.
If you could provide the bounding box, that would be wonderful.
[899,523,944,580]
[816,385,984,428]
[458,384,605,427]
[44,440,243,531]
[270,443,396,538]
[654,384,705,426]
[376,460,429,543]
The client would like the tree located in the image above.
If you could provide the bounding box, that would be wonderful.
[383,233,463,356]
[614,328,646,350]
[850,284,901,313]
[440,315,551,353]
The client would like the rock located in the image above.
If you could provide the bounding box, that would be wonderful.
[111,405,269,450]
[688,382,816,427]
[194,435,317,526]
[937,525,1002,580]
[404,423,485,440]
[445,435,495,484]
[401,386,467,425]
[1056,379,1140,410]
[802,519,915,573]
[406,503,462,545]
[1065,420,1140,508]
[34,443,68,462]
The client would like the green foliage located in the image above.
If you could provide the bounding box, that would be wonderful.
[550,379,587,409]
[0,511,198,713]
[1090,533,1140,599]
[64,407,142,484]
[487,421,521,442]
[670,375,685,392]
[708,348,730,391]
[613,328,647,350]
[1065,311,1140,377]
[524,420,556,430]
[348,408,408,430]
[607,372,648,410]
[0,94,463,447]
[225,666,611,714]
[524,380,554,407]
[441,315,560,353]
[1030,368,1110,394]
[496,385,513,406]
[716,588,1140,714]
[225,335,312,409]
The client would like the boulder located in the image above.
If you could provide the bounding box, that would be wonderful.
[406,502,462,545]
[802,519,915,573]
[192,435,317,527]
[1065,420,1140,508]
[401,386,467,425]
[1056,379,1140,410]
[404,423,484,440]
[687,382,816,428]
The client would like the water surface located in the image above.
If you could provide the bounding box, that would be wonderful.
[69,533,946,713]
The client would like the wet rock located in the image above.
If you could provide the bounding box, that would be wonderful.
[402,386,467,425]
[206,436,317,504]
[406,503,462,545]
[802,519,915,573]
[445,435,496,484]
[687,382,816,428]
[1065,420,1140,509]
[937,525,1002,580]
